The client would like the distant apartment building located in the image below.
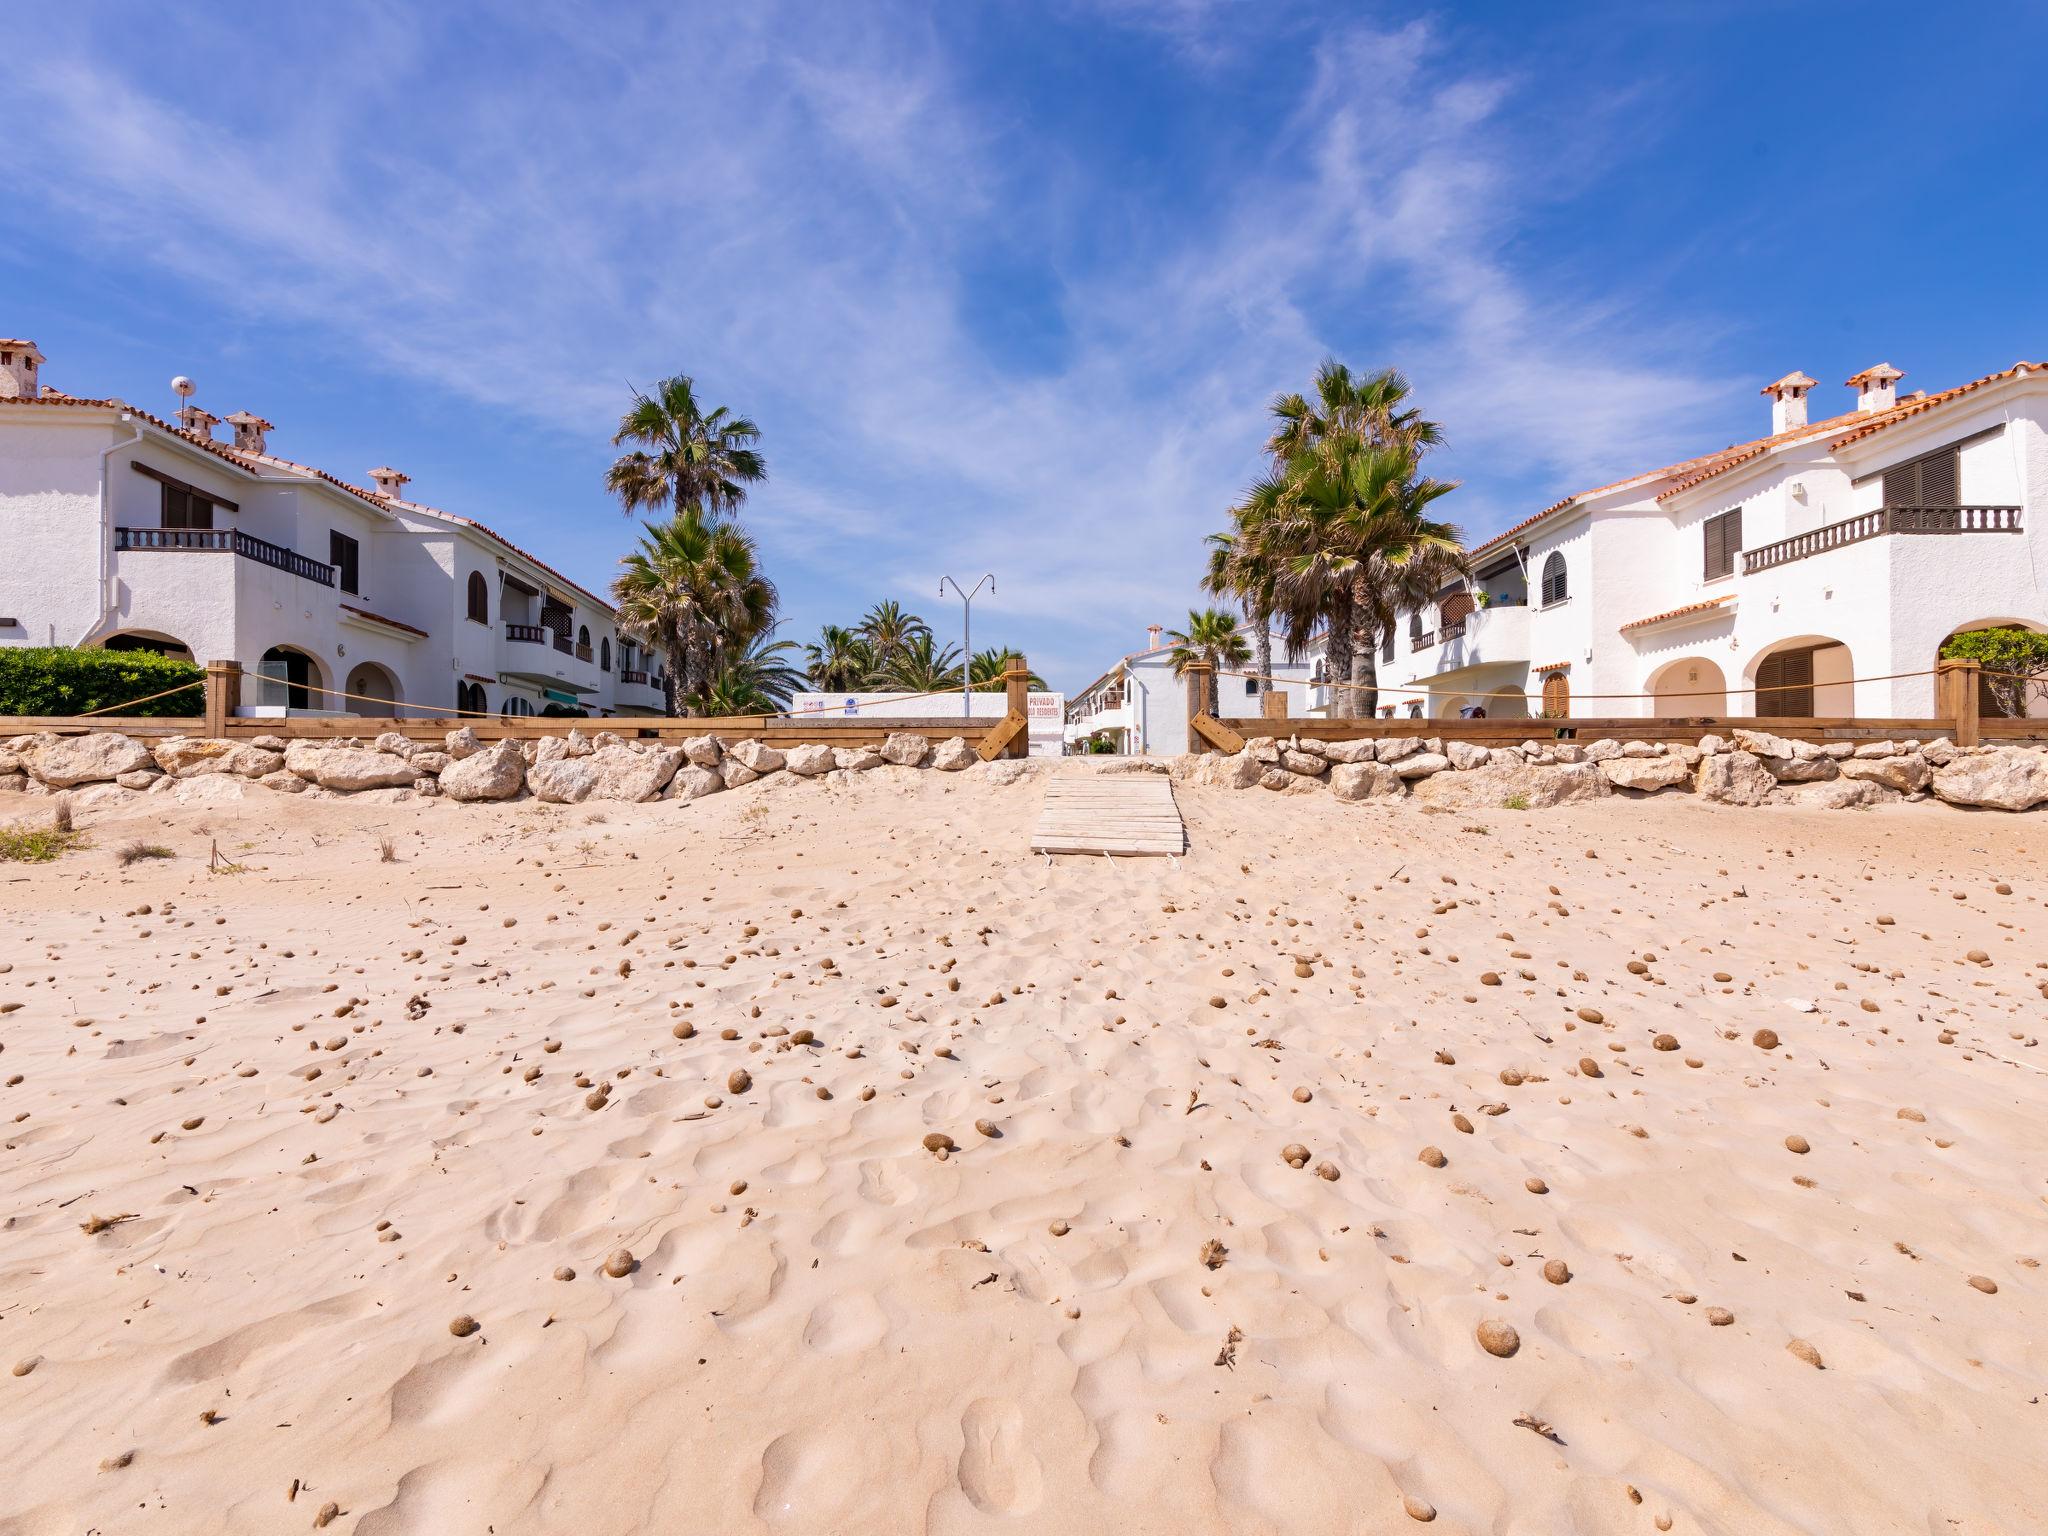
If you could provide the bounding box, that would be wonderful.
[1064,624,1321,754]
[1376,360,2047,720]
[0,337,664,717]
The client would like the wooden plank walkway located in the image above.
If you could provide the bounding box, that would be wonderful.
[1030,775,1186,856]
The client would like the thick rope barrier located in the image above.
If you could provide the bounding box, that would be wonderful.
[74,679,205,717]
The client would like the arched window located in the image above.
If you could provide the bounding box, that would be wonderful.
[456,681,488,716]
[578,624,590,648]
[1408,611,1423,644]
[466,571,489,624]
[600,636,611,672]
[1540,553,1568,606]
[1541,670,1569,717]
[502,695,534,717]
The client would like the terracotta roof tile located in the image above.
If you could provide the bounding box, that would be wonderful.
[339,602,430,639]
[1618,593,1737,633]
[1828,362,2042,450]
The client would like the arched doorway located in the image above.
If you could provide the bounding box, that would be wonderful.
[1647,655,1728,716]
[345,661,402,718]
[258,646,326,710]
[1488,683,1528,719]
[1748,637,1851,719]
[1938,619,2048,718]
[100,630,194,662]
[1540,670,1569,718]
[1432,692,1471,720]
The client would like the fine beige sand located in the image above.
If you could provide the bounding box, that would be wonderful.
[2,764,2044,1535]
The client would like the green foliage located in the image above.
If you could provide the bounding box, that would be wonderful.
[1500,793,1530,811]
[802,604,1039,696]
[1940,626,2048,717]
[0,823,89,862]
[0,646,203,718]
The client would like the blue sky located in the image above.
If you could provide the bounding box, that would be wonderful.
[8,1,2047,690]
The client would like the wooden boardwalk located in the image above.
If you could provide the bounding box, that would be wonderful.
[1029,774,1186,856]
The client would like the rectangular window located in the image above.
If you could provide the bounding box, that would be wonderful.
[1703,507,1742,579]
[329,530,360,594]
[161,483,215,530]
[1882,445,1959,508]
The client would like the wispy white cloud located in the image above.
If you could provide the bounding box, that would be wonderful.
[4,4,1730,685]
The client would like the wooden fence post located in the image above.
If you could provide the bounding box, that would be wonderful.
[1261,689,1288,721]
[204,659,242,737]
[1937,656,1981,746]
[1003,659,1030,758]
[1184,660,1215,751]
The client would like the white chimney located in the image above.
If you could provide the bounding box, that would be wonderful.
[1146,623,1163,650]
[368,465,411,500]
[1760,371,1816,434]
[176,405,221,439]
[0,338,45,400]
[1846,362,1903,414]
[225,410,272,454]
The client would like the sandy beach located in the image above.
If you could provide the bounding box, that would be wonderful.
[2,765,2044,1535]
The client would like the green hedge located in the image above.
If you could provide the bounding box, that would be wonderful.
[0,647,205,718]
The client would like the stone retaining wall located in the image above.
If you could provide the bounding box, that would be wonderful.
[0,726,996,810]
[1190,728,2048,812]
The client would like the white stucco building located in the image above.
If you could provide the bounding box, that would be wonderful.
[1376,360,2047,721]
[1064,624,1321,754]
[0,338,665,718]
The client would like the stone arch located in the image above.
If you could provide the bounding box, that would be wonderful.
[1745,636,1851,719]
[1486,683,1528,719]
[257,645,327,711]
[344,660,402,718]
[99,629,195,663]
[1647,655,1728,716]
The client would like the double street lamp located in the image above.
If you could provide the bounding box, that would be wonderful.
[939,573,994,719]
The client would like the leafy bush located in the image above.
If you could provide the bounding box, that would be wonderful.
[1939,627,2048,718]
[0,647,203,718]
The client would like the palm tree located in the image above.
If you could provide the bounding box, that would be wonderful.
[803,624,875,692]
[694,634,805,715]
[1165,608,1251,717]
[877,631,963,694]
[857,601,930,671]
[610,514,777,715]
[605,376,767,520]
[967,647,1046,691]
[1203,524,1278,701]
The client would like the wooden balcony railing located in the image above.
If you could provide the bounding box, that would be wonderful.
[1410,631,1436,653]
[575,643,593,663]
[552,632,573,655]
[619,669,649,685]
[115,526,336,586]
[1742,505,2022,574]
[505,622,549,644]
[1437,617,1467,642]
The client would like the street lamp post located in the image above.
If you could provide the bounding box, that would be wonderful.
[939,573,994,720]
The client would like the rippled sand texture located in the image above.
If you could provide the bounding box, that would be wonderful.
[1,762,2044,1535]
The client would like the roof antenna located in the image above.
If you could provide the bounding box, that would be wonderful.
[171,375,196,411]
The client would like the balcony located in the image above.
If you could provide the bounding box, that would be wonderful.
[115,526,335,586]
[1743,505,2021,574]
[505,622,550,644]
[1410,631,1436,653]
[620,668,649,686]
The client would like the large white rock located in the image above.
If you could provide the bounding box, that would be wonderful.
[438,738,526,800]
[1393,751,1450,780]
[785,743,836,776]
[1213,751,1266,789]
[1329,761,1404,801]
[1319,737,1377,765]
[1445,741,1490,771]
[1599,755,1691,792]
[666,765,724,801]
[1839,754,1931,793]
[1281,749,1327,776]
[832,746,883,771]
[881,732,931,768]
[682,735,724,767]
[152,737,284,779]
[1411,760,1610,809]
[0,771,30,794]
[729,739,785,775]
[1376,737,1420,764]
[374,732,416,759]
[1581,739,1622,762]
[1772,778,1899,811]
[1694,750,1774,806]
[445,726,483,759]
[931,737,976,772]
[586,744,686,801]
[26,732,154,787]
[526,757,600,803]
[284,742,419,792]
[1931,748,2048,811]
[720,758,761,790]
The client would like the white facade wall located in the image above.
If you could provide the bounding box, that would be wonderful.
[1,399,647,719]
[1382,370,2048,722]
[1064,637,1318,754]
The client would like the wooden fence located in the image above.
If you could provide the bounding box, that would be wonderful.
[1180,656,2045,752]
[0,660,1036,761]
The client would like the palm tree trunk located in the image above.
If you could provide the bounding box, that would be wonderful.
[1252,619,1272,698]
[1324,589,1354,719]
[1349,595,1377,719]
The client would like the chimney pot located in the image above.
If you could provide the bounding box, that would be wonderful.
[1760,371,1816,434]
[1845,362,1903,414]
[176,405,221,440]
[0,337,44,400]
[225,411,272,454]
[1146,623,1163,650]
[368,465,411,500]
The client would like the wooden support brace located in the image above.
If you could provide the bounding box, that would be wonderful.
[977,712,1028,761]
[1189,713,1243,754]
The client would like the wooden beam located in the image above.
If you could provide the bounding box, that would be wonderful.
[977,713,1028,761]
[1189,712,1243,753]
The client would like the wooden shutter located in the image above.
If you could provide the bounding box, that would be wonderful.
[1757,647,1814,718]
[1883,446,1960,508]
[1541,672,1569,717]
[1703,509,1741,578]
[1440,590,1475,624]
[1541,554,1567,605]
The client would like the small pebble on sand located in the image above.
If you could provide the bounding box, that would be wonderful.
[1417,1145,1446,1168]
[1475,1318,1520,1358]
[448,1314,479,1337]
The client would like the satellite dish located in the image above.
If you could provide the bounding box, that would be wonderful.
[171,376,195,400]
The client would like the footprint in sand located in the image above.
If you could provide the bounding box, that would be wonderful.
[957,1397,1044,1514]
[801,1290,888,1355]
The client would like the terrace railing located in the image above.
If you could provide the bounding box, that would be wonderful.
[115,526,336,586]
[1742,505,2021,574]
[505,622,549,644]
